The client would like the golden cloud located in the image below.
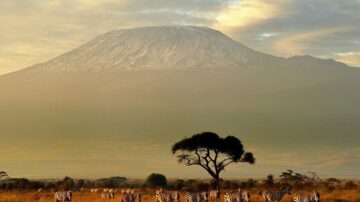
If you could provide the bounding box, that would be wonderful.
[214,0,292,32]
[336,52,360,67]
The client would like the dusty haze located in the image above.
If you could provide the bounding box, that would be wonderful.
[0,26,359,179]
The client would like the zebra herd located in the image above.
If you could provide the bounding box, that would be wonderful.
[54,186,321,202]
[261,186,320,202]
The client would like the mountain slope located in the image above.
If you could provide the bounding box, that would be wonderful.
[0,26,359,177]
[27,26,269,72]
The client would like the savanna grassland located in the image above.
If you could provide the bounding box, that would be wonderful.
[0,187,359,202]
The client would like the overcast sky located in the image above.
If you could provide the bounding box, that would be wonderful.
[0,0,360,75]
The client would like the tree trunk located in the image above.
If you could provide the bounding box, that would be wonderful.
[216,176,220,202]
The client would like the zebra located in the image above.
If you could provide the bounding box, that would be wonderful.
[91,188,99,193]
[121,192,141,202]
[156,191,180,202]
[293,190,320,202]
[209,190,219,201]
[185,192,208,202]
[121,188,136,194]
[54,190,72,202]
[262,186,291,202]
[224,190,251,202]
[101,190,115,199]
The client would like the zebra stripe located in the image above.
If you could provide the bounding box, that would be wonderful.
[54,190,72,202]
[120,192,140,202]
[293,191,320,202]
[156,191,180,202]
[262,186,291,202]
[185,192,208,202]
[209,190,218,201]
[101,191,115,199]
[224,190,250,202]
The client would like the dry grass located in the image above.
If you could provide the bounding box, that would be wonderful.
[0,189,360,202]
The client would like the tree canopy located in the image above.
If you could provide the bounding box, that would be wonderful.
[171,132,254,189]
[146,173,167,188]
[0,171,8,180]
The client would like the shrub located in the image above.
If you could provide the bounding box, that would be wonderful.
[146,173,167,188]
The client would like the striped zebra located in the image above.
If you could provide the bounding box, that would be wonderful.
[156,191,180,202]
[121,188,137,194]
[91,188,99,193]
[262,186,291,202]
[120,192,140,202]
[209,190,219,201]
[101,190,115,199]
[293,190,320,202]
[224,190,250,202]
[185,192,208,202]
[54,190,72,202]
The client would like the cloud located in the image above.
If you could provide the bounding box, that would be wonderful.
[273,27,354,57]
[335,52,360,67]
[214,0,292,32]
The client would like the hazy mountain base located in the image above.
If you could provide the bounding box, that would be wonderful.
[0,67,359,177]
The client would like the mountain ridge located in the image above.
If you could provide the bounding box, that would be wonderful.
[5,25,351,76]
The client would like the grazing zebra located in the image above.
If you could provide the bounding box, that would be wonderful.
[262,186,291,202]
[209,190,219,201]
[121,188,137,194]
[185,192,208,202]
[224,190,251,202]
[101,190,115,199]
[121,192,141,202]
[293,190,320,202]
[55,190,72,202]
[91,188,99,193]
[120,193,132,202]
[156,191,180,202]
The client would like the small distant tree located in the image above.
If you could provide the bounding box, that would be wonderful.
[196,182,210,191]
[173,179,185,190]
[279,170,306,184]
[245,178,257,188]
[146,173,167,188]
[76,179,86,189]
[172,132,255,201]
[263,174,275,187]
[344,181,357,190]
[0,171,8,180]
[61,177,75,190]
[324,178,340,191]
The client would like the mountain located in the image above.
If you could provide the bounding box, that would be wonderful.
[13,26,348,73]
[0,26,359,177]
[26,26,274,72]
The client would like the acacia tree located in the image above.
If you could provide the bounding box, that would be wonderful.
[0,171,8,180]
[171,132,255,200]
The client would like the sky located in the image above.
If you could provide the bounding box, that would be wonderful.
[1,0,360,75]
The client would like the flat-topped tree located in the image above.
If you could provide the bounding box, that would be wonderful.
[0,171,8,179]
[171,132,255,200]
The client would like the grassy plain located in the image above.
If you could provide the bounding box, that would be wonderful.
[0,188,360,202]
